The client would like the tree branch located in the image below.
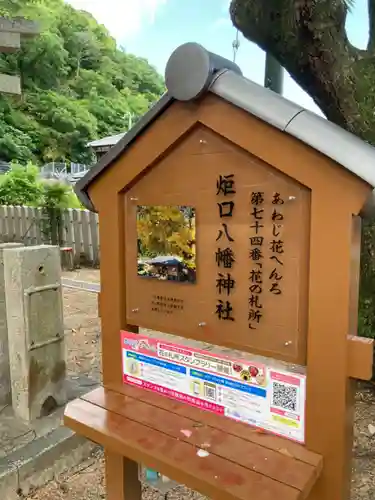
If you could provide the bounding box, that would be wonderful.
[230,0,364,136]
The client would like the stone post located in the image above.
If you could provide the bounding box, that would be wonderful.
[0,242,24,406]
[4,245,66,421]
[0,17,39,95]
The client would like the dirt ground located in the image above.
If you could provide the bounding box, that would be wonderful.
[26,268,375,500]
[62,268,102,383]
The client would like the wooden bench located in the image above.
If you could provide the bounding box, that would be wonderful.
[64,386,322,500]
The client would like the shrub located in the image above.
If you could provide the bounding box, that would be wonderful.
[0,162,84,246]
[0,163,43,206]
[0,162,82,208]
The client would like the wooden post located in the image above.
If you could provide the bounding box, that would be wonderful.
[304,209,357,499]
[106,453,141,500]
[0,31,20,52]
[0,73,21,95]
[0,16,39,95]
[94,197,142,498]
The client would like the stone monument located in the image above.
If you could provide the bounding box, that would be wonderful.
[4,245,66,421]
[0,242,24,406]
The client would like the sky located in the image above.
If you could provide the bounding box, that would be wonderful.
[66,0,369,117]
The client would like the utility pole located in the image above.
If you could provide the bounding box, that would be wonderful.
[123,111,135,130]
[232,30,240,64]
[264,53,284,95]
[230,29,283,96]
[0,17,39,95]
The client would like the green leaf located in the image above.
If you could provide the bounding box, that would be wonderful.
[0,0,164,164]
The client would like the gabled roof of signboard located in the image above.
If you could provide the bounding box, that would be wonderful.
[75,42,375,216]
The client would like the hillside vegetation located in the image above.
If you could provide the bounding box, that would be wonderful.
[0,0,165,165]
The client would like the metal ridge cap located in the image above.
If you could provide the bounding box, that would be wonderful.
[209,70,303,131]
[285,110,375,189]
[165,42,242,102]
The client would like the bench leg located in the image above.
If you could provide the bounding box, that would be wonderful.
[105,451,142,500]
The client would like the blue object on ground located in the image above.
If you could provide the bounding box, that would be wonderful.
[145,468,159,481]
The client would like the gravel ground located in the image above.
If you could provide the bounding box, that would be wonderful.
[25,269,375,500]
[26,448,208,500]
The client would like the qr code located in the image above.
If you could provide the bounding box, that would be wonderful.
[272,382,298,412]
[204,383,217,401]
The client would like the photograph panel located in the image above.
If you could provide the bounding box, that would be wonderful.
[137,205,196,283]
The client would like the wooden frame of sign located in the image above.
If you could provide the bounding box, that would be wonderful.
[65,43,375,500]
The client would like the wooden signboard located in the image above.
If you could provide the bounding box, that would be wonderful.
[125,128,310,364]
[64,43,375,500]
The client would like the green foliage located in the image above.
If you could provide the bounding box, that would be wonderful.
[42,181,82,209]
[358,220,375,338]
[0,0,165,164]
[0,162,81,208]
[0,163,42,205]
[0,0,38,17]
[0,162,83,246]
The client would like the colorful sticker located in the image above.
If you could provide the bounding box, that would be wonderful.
[121,331,306,443]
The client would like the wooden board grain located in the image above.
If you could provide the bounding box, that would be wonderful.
[125,126,310,364]
[65,389,323,500]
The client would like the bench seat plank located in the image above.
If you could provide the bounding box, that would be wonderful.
[65,387,323,500]
[82,387,319,494]
[65,399,308,500]
[106,383,321,467]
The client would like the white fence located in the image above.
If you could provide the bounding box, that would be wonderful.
[0,205,100,266]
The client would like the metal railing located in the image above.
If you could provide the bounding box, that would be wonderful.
[40,162,90,184]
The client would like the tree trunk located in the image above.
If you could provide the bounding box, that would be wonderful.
[230,0,375,145]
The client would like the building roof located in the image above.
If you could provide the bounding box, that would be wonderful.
[87,132,126,149]
[75,42,375,216]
